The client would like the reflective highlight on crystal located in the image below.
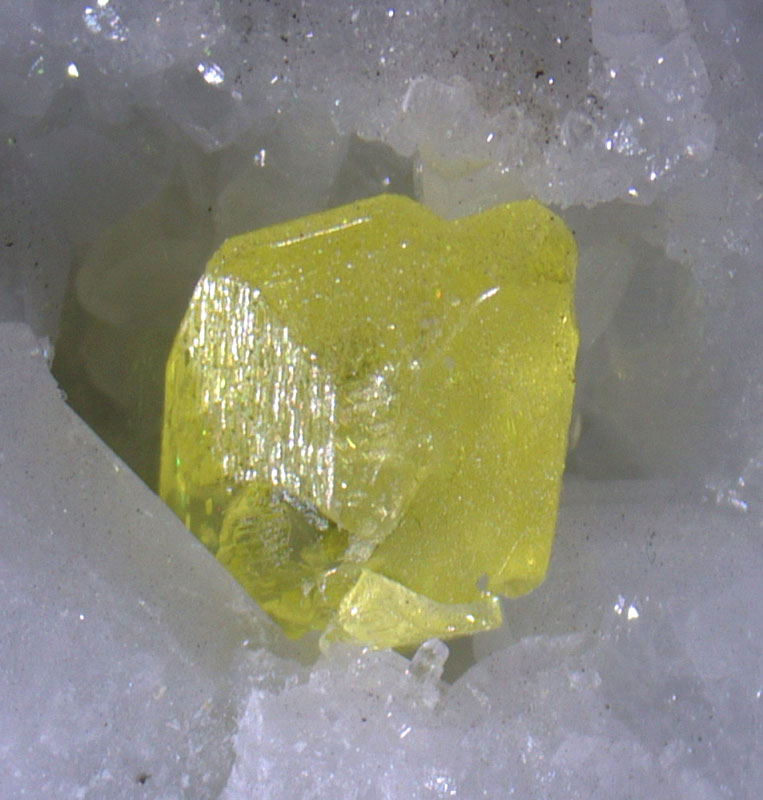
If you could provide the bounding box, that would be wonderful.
[160,194,578,648]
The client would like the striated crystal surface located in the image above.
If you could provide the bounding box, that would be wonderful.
[160,194,578,648]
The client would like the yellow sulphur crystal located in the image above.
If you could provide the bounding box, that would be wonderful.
[160,194,578,649]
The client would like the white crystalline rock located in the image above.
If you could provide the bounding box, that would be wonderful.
[225,480,763,799]
[224,643,456,800]
[1,0,763,797]
[350,0,718,214]
[0,323,309,798]
[532,4,715,209]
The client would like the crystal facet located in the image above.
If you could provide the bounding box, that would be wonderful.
[160,194,578,648]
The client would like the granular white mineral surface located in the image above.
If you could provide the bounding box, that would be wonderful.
[0,1,761,797]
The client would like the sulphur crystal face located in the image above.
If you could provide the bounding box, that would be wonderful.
[160,194,578,649]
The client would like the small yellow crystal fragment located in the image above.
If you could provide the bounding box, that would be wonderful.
[160,194,578,649]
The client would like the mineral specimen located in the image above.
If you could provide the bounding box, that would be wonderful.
[160,194,578,649]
